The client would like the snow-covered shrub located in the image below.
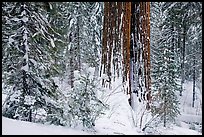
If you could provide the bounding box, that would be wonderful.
[189,122,196,130]
[61,66,107,128]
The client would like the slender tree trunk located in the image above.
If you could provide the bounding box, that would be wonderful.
[143,2,148,99]
[163,87,167,127]
[146,2,151,109]
[23,70,32,122]
[107,2,113,88]
[180,23,186,96]
[164,109,166,127]
[77,15,81,71]
[126,2,131,94]
[130,2,137,110]
[112,2,117,81]
[100,2,108,86]
[29,109,32,122]
[192,55,196,107]
[69,34,74,88]
[171,24,175,77]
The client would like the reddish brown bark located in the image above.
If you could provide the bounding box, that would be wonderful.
[101,3,151,106]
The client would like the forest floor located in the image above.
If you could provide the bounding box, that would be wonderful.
[2,81,202,135]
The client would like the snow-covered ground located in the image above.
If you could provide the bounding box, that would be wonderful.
[2,116,91,135]
[2,80,202,135]
[175,81,202,134]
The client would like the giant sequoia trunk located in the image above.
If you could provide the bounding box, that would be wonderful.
[101,2,151,111]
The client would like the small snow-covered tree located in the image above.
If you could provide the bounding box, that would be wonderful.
[73,68,106,128]
[59,65,107,128]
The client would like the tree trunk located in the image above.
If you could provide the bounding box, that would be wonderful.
[180,21,186,96]
[163,87,167,127]
[77,15,81,71]
[192,55,196,107]
[101,3,151,109]
[69,33,74,88]
[146,2,151,109]
[100,2,108,86]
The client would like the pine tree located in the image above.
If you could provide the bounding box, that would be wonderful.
[187,19,202,107]
[42,2,106,128]
[72,66,107,128]
[2,2,62,124]
[150,2,181,127]
[182,2,202,107]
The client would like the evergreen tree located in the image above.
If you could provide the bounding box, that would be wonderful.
[2,2,62,124]
[71,66,107,128]
[43,2,106,128]
[57,65,107,128]
[150,2,180,127]
[182,2,202,107]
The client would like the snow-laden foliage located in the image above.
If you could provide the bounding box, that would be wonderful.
[45,2,103,86]
[2,2,201,133]
[149,2,202,130]
[2,2,62,123]
[58,65,108,128]
[2,2,104,128]
[150,2,181,127]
